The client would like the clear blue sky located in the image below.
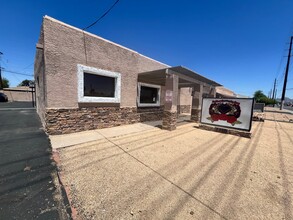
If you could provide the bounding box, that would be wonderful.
[1,0,293,98]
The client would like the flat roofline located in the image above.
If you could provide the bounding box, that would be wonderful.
[43,15,170,68]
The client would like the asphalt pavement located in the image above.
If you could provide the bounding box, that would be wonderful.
[0,102,70,220]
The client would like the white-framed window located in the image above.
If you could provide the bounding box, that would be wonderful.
[137,82,161,107]
[77,64,121,103]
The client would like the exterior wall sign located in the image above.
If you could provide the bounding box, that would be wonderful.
[165,90,173,102]
[200,98,254,131]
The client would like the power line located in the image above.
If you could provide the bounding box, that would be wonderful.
[274,38,293,81]
[278,68,286,85]
[83,0,121,30]
[274,36,293,93]
[2,69,33,77]
[22,62,34,70]
[280,36,293,110]
[0,59,8,69]
[10,72,22,84]
[275,52,286,80]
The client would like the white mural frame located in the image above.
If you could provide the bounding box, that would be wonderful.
[200,98,254,131]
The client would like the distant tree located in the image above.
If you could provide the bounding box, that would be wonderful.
[1,77,9,88]
[18,79,34,87]
[253,90,266,102]
[253,90,277,106]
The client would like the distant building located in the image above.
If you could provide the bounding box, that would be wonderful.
[216,86,237,98]
[236,94,250,98]
[34,16,221,135]
[2,86,32,102]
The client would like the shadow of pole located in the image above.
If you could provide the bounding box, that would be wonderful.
[60,125,191,168]
[277,122,293,144]
[220,122,263,217]
[112,133,227,211]
[275,121,293,220]
[101,133,237,220]
[162,137,242,220]
[202,122,262,219]
[66,127,196,172]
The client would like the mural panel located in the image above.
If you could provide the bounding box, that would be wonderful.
[200,98,254,131]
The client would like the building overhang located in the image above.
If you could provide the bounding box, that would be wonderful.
[138,66,222,88]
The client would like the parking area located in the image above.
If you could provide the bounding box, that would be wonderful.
[56,115,293,219]
[0,102,70,219]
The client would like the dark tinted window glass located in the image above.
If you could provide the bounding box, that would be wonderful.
[84,72,115,97]
[140,86,158,103]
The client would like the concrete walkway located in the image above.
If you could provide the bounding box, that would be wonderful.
[50,114,192,149]
[50,121,162,149]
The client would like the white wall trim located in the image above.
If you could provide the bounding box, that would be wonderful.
[137,82,161,107]
[77,64,121,103]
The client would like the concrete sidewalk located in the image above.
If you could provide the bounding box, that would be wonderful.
[265,107,293,122]
[50,121,162,149]
[265,106,293,114]
[50,114,192,150]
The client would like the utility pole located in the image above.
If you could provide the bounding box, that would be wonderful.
[0,52,3,89]
[280,36,293,110]
[272,78,276,107]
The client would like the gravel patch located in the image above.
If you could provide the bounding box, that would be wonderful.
[58,120,293,220]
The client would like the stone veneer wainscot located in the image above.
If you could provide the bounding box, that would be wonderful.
[45,107,164,135]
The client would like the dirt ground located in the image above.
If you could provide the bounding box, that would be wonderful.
[58,113,293,220]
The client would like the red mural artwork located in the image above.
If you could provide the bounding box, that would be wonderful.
[207,100,242,126]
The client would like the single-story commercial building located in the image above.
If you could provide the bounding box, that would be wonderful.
[34,16,221,135]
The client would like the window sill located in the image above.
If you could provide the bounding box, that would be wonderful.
[78,96,120,103]
[137,103,161,107]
